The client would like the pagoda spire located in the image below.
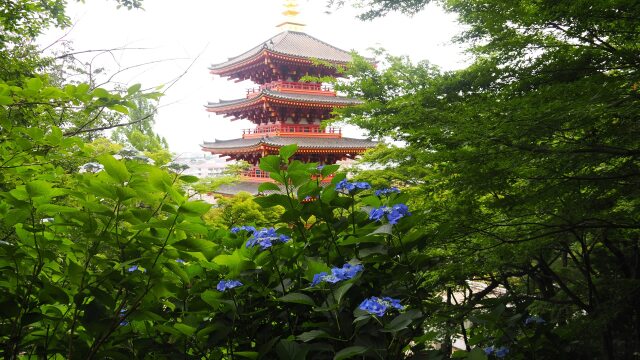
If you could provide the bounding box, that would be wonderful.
[276,0,306,32]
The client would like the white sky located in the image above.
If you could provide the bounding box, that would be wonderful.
[40,0,466,154]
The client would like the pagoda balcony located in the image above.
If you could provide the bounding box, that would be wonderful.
[241,166,335,184]
[241,167,271,182]
[246,81,336,98]
[242,125,342,139]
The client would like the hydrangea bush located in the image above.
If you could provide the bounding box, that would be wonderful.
[1,132,543,358]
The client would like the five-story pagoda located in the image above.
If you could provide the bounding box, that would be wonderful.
[201,1,375,193]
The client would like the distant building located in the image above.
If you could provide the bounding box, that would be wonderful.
[173,152,228,179]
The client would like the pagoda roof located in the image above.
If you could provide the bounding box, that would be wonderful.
[210,31,356,72]
[201,136,376,152]
[206,89,362,112]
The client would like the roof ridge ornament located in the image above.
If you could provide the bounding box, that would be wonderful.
[276,0,306,32]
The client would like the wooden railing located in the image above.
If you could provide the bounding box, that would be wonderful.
[247,80,335,97]
[241,166,335,184]
[242,125,341,139]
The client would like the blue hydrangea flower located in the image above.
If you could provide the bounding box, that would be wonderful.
[336,179,356,193]
[231,225,256,234]
[127,265,139,272]
[336,179,371,194]
[483,346,495,355]
[495,347,509,358]
[354,182,371,190]
[359,297,388,316]
[175,259,185,264]
[359,296,404,316]
[382,296,404,310]
[217,279,243,292]
[311,272,328,286]
[375,187,400,197]
[524,315,545,325]
[369,206,388,221]
[311,263,364,286]
[119,309,129,326]
[246,227,290,250]
[369,203,412,225]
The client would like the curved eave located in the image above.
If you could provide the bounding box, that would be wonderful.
[209,49,350,77]
[201,137,377,154]
[206,92,362,114]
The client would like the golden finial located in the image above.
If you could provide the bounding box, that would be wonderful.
[277,0,306,32]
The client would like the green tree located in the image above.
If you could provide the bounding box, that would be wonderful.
[204,191,284,229]
[329,0,640,358]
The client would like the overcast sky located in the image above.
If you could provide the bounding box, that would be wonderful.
[40,0,466,154]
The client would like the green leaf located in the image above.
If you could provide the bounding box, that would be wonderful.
[127,83,142,95]
[98,154,130,183]
[258,182,281,193]
[297,329,329,342]
[253,194,292,209]
[279,144,298,160]
[259,155,281,173]
[333,346,368,360]
[25,180,53,197]
[333,282,353,305]
[26,77,43,91]
[37,204,78,214]
[92,87,110,98]
[275,339,309,360]
[109,104,129,114]
[303,258,330,282]
[382,310,422,333]
[321,164,340,177]
[179,201,211,216]
[174,323,196,336]
[179,175,199,183]
[0,95,13,105]
[277,292,316,307]
[235,352,259,360]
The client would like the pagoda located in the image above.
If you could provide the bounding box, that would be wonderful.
[201,1,376,193]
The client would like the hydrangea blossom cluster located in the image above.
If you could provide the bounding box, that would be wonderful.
[524,315,545,325]
[217,279,243,292]
[245,227,290,250]
[335,179,371,194]
[231,225,257,234]
[113,148,154,164]
[484,346,509,358]
[78,162,104,174]
[119,309,129,326]
[374,187,400,197]
[358,296,404,317]
[369,204,412,225]
[311,263,364,286]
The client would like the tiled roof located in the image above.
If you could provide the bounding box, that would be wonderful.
[206,89,362,111]
[210,31,355,70]
[202,136,376,150]
[216,182,264,196]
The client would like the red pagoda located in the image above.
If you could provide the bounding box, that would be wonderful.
[201,2,376,193]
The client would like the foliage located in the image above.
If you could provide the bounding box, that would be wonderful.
[111,94,171,165]
[328,0,640,358]
[203,191,284,229]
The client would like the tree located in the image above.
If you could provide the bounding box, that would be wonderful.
[111,94,172,165]
[329,0,640,358]
[204,191,284,229]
